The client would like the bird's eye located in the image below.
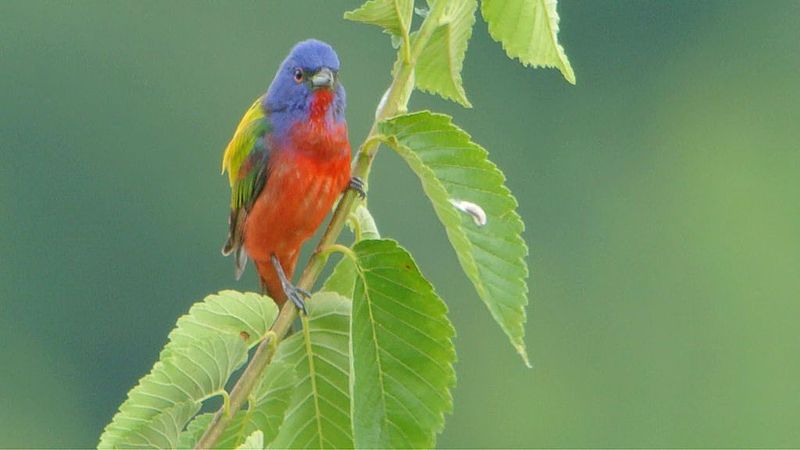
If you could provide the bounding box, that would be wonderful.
[293,68,304,83]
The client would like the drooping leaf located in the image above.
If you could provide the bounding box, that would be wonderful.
[350,239,456,448]
[379,111,531,365]
[267,293,353,449]
[99,291,279,449]
[415,0,477,107]
[100,335,247,449]
[344,0,414,38]
[177,361,296,449]
[481,0,576,84]
[322,205,381,299]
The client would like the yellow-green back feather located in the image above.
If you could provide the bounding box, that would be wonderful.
[221,96,271,211]
[222,96,268,186]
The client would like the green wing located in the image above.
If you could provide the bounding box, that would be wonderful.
[221,96,272,279]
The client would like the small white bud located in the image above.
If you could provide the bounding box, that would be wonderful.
[449,199,487,227]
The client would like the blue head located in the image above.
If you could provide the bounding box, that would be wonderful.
[264,39,346,136]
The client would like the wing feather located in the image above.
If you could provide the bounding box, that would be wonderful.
[221,96,271,278]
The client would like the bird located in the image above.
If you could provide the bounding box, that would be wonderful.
[220,39,362,312]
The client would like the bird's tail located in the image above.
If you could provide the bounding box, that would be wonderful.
[222,209,248,280]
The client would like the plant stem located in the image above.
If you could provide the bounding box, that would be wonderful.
[194,2,448,447]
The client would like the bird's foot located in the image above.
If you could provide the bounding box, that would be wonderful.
[270,254,310,314]
[349,176,366,199]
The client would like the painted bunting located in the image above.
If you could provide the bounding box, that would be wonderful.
[221,39,362,311]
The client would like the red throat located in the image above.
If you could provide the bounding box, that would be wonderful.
[286,88,347,160]
[309,89,334,122]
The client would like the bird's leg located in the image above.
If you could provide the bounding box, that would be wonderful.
[270,254,310,314]
[349,176,366,199]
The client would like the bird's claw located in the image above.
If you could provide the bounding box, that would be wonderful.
[284,283,310,315]
[349,176,366,199]
[271,254,310,315]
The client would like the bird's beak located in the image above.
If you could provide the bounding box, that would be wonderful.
[311,67,335,89]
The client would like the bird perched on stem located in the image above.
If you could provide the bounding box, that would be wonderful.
[221,39,362,311]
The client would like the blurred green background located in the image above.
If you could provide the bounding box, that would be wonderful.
[2,0,799,447]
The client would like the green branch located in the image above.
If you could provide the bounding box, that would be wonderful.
[193,1,449,447]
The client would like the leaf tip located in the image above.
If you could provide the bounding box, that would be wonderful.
[516,344,532,368]
[562,62,576,85]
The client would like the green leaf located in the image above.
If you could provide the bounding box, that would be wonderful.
[237,430,264,449]
[247,361,297,446]
[322,205,381,299]
[350,204,381,241]
[481,0,576,84]
[177,361,296,449]
[112,402,201,449]
[99,291,279,449]
[267,293,353,449]
[379,111,531,366]
[322,256,359,299]
[344,0,414,38]
[350,239,456,448]
[100,335,246,449]
[415,0,477,107]
[178,414,218,449]
[166,290,278,352]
